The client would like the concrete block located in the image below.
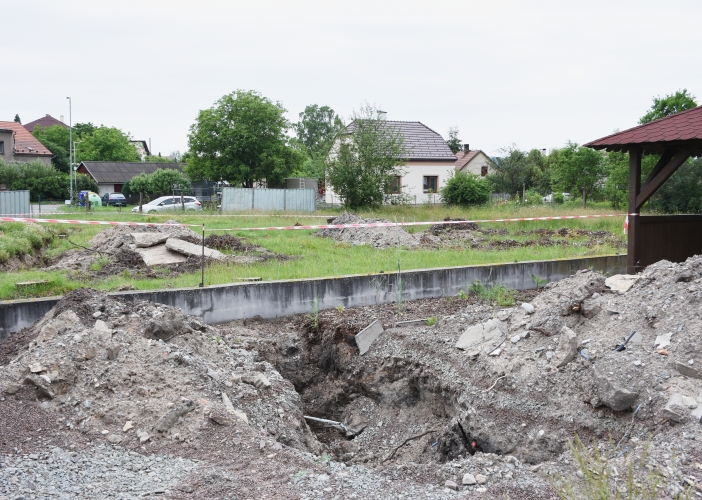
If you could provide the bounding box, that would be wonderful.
[131,233,169,248]
[166,238,225,260]
[356,319,383,355]
[134,245,188,266]
[455,319,505,351]
[674,361,701,379]
[605,274,639,294]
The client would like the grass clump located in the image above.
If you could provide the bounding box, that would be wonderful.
[0,223,54,263]
[469,280,516,306]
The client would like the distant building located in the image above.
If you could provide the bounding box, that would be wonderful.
[0,121,52,164]
[23,114,68,133]
[130,140,151,161]
[454,144,493,177]
[77,161,182,196]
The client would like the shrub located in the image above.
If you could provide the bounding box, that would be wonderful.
[441,171,490,207]
[553,192,565,204]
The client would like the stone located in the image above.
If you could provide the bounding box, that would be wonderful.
[123,421,133,432]
[165,238,225,260]
[83,348,97,360]
[355,319,384,355]
[134,245,188,266]
[233,410,249,425]
[674,361,701,379]
[221,392,235,413]
[94,320,110,332]
[510,335,521,344]
[455,319,506,351]
[3,384,21,395]
[604,274,639,294]
[136,429,151,443]
[131,232,169,248]
[92,311,102,318]
[29,362,45,373]
[106,346,121,360]
[444,480,458,491]
[23,374,54,399]
[208,411,234,426]
[629,332,643,343]
[252,373,271,389]
[489,348,502,356]
[593,365,638,411]
[681,396,698,409]
[556,326,578,368]
[475,474,487,485]
[654,333,672,349]
[462,473,476,485]
[37,310,81,342]
[521,303,535,314]
[106,434,122,444]
[154,400,195,432]
[663,393,688,423]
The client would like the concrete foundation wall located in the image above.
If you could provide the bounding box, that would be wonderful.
[0,254,626,340]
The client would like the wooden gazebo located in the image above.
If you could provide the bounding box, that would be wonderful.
[584,106,702,274]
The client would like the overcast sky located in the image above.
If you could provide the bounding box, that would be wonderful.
[3,0,701,157]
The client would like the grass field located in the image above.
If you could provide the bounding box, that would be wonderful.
[0,202,627,300]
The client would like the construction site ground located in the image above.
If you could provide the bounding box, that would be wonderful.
[1,252,702,499]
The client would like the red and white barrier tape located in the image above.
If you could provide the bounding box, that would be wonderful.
[0,217,199,227]
[0,213,635,231]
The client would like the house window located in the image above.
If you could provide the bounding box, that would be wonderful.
[423,176,438,193]
[0,141,4,154]
[481,166,488,177]
[387,176,402,194]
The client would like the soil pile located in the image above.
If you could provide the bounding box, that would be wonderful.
[315,211,420,249]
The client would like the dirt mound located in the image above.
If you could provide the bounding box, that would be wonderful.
[89,222,202,255]
[314,211,420,249]
[0,290,322,455]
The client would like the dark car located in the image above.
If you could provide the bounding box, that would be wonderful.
[102,193,127,207]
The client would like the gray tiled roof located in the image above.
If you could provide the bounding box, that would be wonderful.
[345,121,456,161]
[79,162,183,184]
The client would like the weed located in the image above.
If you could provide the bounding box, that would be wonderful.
[307,296,320,331]
[336,304,344,312]
[90,256,111,272]
[532,274,547,289]
[210,336,222,344]
[469,280,516,306]
[426,317,437,326]
[456,289,469,300]
[231,338,243,344]
[316,454,331,466]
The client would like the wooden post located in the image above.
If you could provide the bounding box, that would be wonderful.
[199,224,205,287]
[181,193,185,211]
[627,146,642,274]
[139,192,143,213]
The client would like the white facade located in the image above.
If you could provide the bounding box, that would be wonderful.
[457,151,492,177]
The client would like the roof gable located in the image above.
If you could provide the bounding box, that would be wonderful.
[80,161,183,184]
[344,120,456,161]
[0,121,52,156]
[23,115,68,133]
[454,150,490,170]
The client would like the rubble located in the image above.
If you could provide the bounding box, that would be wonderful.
[314,211,420,248]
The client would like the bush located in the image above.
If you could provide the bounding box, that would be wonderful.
[441,171,490,207]
[0,159,97,201]
[553,192,565,204]
[524,188,542,205]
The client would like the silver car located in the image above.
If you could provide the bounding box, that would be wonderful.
[132,196,202,214]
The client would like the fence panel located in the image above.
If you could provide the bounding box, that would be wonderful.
[221,188,316,212]
[284,189,316,212]
[0,190,30,216]
[220,188,253,211]
[253,189,286,211]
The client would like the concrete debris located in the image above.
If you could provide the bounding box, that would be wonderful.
[605,274,640,294]
[134,244,188,266]
[444,480,458,491]
[521,302,535,314]
[155,400,195,432]
[455,318,505,351]
[131,232,169,248]
[654,332,672,349]
[592,364,639,411]
[165,237,225,260]
[314,212,420,249]
[555,326,578,368]
[355,319,384,355]
[462,473,476,485]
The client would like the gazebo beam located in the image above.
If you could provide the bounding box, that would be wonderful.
[627,146,641,274]
[635,144,698,211]
[641,149,676,190]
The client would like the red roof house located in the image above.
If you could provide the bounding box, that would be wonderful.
[23,114,68,133]
[0,121,53,164]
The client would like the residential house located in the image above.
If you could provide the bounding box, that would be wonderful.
[130,140,151,161]
[325,115,458,204]
[23,114,68,133]
[454,144,492,177]
[0,121,52,164]
[77,161,182,196]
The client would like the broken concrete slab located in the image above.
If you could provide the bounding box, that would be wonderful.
[674,360,701,379]
[165,238,225,260]
[605,274,639,294]
[593,364,638,411]
[654,333,672,349]
[663,393,688,423]
[37,310,81,342]
[134,244,188,266]
[555,327,578,368]
[455,319,505,351]
[393,319,431,328]
[356,319,384,355]
[131,232,169,248]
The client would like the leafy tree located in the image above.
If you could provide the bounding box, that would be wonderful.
[639,89,697,124]
[77,127,140,163]
[651,157,702,213]
[145,153,175,163]
[123,172,151,198]
[326,104,408,209]
[486,146,533,197]
[603,151,628,209]
[149,168,191,196]
[441,171,489,207]
[14,114,21,123]
[293,105,344,180]
[0,159,97,201]
[551,142,606,207]
[32,124,71,173]
[446,127,462,154]
[73,122,97,138]
[186,90,306,188]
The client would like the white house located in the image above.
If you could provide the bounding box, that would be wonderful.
[325,116,459,204]
[454,144,492,177]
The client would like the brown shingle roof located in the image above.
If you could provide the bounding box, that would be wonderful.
[454,149,480,170]
[584,105,702,155]
[345,120,456,161]
[0,121,52,156]
[23,115,68,133]
[79,162,183,184]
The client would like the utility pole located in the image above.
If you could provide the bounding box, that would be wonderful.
[67,97,73,204]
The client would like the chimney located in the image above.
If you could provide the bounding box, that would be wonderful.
[60,115,64,123]
[378,111,387,121]
[464,144,470,153]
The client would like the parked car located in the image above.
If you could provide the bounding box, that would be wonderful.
[542,193,572,204]
[132,196,202,214]
[102,193,127,207]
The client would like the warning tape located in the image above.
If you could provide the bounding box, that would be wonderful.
[0,213,635,231]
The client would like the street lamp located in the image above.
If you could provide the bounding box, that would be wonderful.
[66,97,73,203]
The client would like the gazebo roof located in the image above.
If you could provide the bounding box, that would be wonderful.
[584,105,702,156]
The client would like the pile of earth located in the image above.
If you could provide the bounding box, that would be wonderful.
[314,211,420,249]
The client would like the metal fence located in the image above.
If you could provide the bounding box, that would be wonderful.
[0,190,30,216]
[221,188,316,212]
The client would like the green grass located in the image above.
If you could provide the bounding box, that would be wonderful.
[0,223,54,263]
[0,203,627,300]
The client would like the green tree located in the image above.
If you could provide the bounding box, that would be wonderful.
[639,89,697,124]
[603,151,629,209]
[186,90,306,188]
[32,124,71,173]
[551,142,606,207]
[446,127,462,154]
[145,153,175,163]
[73,122,97,138]
[0,159,97,201]
[487,146,533,197]
[148,168,191,196]
[293,105,343,180]
[326,104,408,209]
[77,127,140,163]
[441,171,489,207]
[14,114,21,124]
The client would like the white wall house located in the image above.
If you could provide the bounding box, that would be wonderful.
[325,118,459,205]
[454,144,493,177]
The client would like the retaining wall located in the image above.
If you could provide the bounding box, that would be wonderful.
[0,254,626,340]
